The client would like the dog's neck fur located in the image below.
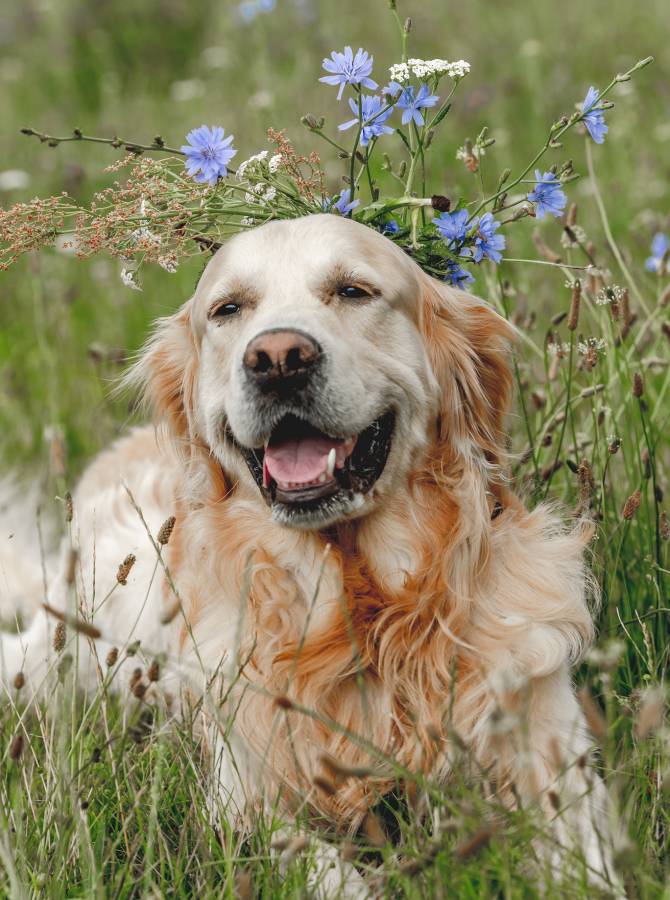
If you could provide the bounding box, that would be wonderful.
[169,439,506,825]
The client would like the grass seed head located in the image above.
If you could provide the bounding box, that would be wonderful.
[361,811,387,848]
[116,553,136,585]
[567,280,581,331]
[660,510,669,541]
[9,732,24,760]
[13,671,24,690]
[53,620,66,652]
[147,659,160,682]
[106,647,119,667]
[622,489,642,521]
[578,686,607,739]
[64,491,73,523]
[632,371,644,398]
[455,826,494,861]
[157,515,176,546]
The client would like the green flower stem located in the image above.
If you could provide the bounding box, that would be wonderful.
[468,56,653,224]
[585,139,650,316]
[20,126,185,156]
[307,129,351,156]
[349,92,364,202]
[543,335,575,498]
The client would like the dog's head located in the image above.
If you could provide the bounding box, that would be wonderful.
[135,214,514,529]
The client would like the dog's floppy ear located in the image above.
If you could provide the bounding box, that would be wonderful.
[418,272,515,467]
[124,300,199,439]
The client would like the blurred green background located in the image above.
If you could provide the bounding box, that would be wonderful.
[0,0,668,477]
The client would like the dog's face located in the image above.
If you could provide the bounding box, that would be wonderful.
[140,214,513,530]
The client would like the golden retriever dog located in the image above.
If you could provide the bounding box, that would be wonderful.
[0,214,618,894]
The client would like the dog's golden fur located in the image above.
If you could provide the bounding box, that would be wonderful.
[1,214,616,890]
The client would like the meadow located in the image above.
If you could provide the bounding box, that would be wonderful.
[0,0,669,896]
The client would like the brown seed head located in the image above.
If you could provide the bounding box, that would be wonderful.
[130,667,142,688]
[147,659,160,682]
[132,681,147,700]
[660,511,669,541]
[454,826,494,861]
[13,671,25,690]
[567,280,581,331]
[234,869,253,900]
[273,694,294,711]
[578,686,607,739]
[53,621,66,652]
[106,647,119,667]
[632,372,644,398]
[9,732,24,760]
[116,553,136,586]
[430,194,451,212]
[313,775,338,796]
[157,515,176,546]
[361,812,387,848]
[64,548,78,586]
[566,202,578,227]
[622,489,642,521]
[64,492,73,523]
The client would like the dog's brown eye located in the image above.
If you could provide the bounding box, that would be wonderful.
[338,285,370,300]
[211,302,240,319]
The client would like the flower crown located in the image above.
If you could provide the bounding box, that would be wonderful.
[1,4,653,293]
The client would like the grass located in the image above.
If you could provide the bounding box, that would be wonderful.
[0,0,669,896]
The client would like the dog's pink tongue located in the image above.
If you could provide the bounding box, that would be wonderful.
[264,436,337,484]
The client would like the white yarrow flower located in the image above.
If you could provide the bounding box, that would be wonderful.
[391,58,471,82]
[578,337,607,355]
[236,150,269,180]
[158,256,178,274]
[120,268,141,291]
[268,154,282,173]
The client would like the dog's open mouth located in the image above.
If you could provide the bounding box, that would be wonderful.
[239,411,395,520]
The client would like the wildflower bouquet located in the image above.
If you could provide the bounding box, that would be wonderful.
[0,1,653,293]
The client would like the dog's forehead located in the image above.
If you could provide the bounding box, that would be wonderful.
[195,214,418,302]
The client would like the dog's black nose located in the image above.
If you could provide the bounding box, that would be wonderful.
[243,329,321,386]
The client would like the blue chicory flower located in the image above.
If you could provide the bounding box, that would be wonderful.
[338,95,394,146]
[527,169,567,219]
[320,47,377,100]
[472,212,506,264]
[329,189,359,217]
[382,81,404,98]
[444,259,475,288]
[645,232,669,274]
[237,0,276,21]
[434,208,470,250]
[396,84,439,127]
[382,219,400,235]
[581,87,608,144]
[181,126,236,185]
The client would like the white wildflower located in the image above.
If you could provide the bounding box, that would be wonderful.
[389,58,471,84]
[158,256,178,274]
[236,150,269,180]
[595,284,625,305]
[263,186,277,202]
[268,154,282,174]
[548,342,571,357]
[120,268,141,291]
[578,337,607,356]
[456,143,484,162]
[244,192,257,204]
[240,216,255,226]
[389,62,410,83]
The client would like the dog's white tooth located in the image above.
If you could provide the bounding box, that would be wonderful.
[326,448,336,478]
[318,473,327,484]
